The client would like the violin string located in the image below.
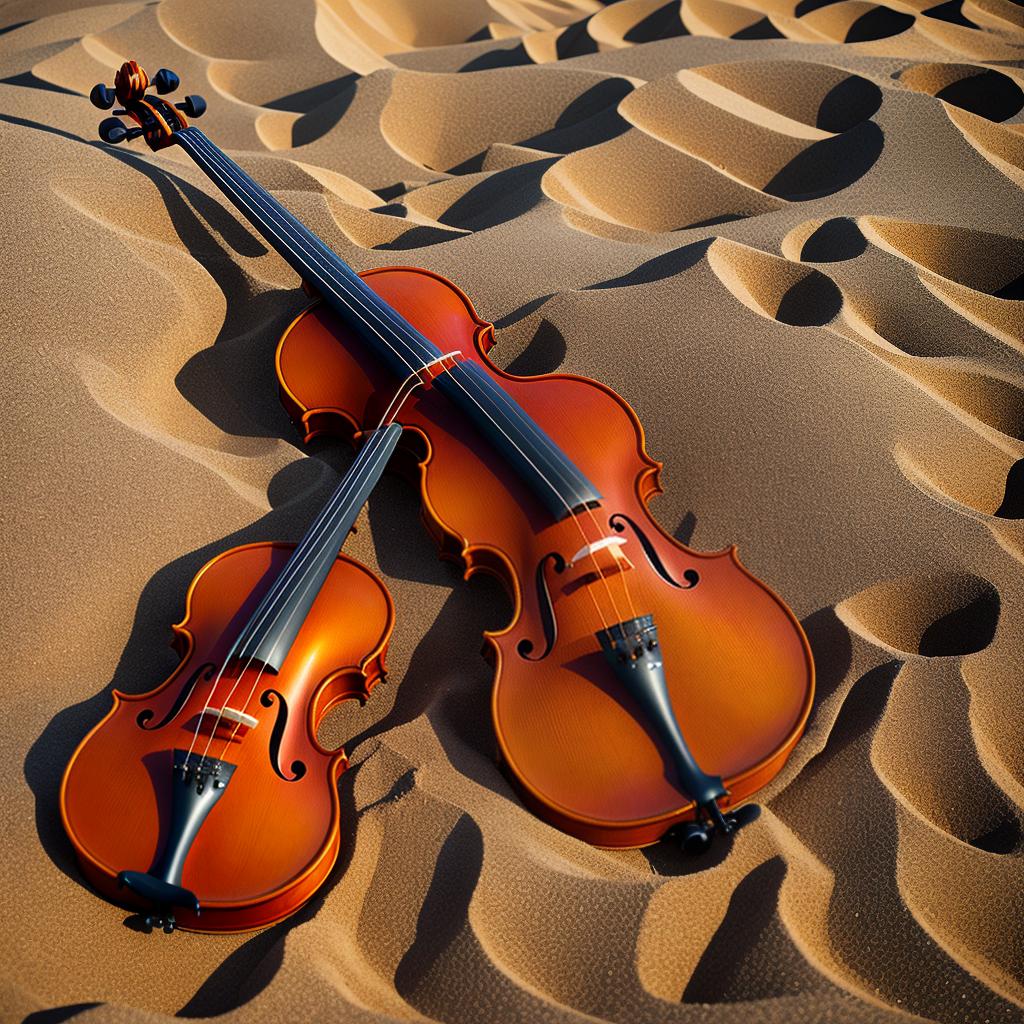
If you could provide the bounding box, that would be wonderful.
[183,132,633,628]
[178,130,634,770]
[182,431,385,767]
[209,352,621,762]
[441,364,640,624]
[182,130,634,645]
[201,424,400,764]
[183,311,458,769]
[180,131,602,529]
[205,353,461,760]
[225,349,457,676]
[181,130,628,646]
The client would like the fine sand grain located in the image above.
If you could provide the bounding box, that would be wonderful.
[2,1,1023,1022]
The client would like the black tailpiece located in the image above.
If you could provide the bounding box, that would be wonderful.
[118,748,235,933]
[597,615,758,854]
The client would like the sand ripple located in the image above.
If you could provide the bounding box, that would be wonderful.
[3,1,1024,1022]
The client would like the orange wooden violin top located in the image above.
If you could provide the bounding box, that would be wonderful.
[61,543,394,932]
[276,267,814,849]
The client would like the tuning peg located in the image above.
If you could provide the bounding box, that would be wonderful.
[98,117,143,145]
[90,83,115,110]
[152,68,180,95]
[175,95,206,118]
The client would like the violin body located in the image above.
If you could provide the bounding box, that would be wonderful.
[77,58,813,875]
[278,267,814,848]
[61,542,393,931]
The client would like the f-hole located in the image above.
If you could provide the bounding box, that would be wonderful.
[517,552,566,661]
[260,689,307,782]
[609,514,698,589]
[136,662,216,730]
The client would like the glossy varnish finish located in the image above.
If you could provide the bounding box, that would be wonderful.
[61,544,393,931]
[277,267,815,848]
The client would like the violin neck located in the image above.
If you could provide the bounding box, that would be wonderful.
[172,126,601,522]
[173,126,427,377]
[232,424,402,673]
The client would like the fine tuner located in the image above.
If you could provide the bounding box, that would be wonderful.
[89,62,206,148]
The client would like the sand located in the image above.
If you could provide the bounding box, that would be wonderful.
[2,0,1023,1021]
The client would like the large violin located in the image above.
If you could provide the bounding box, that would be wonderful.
[87,63,814,856]
[62,407,404,930]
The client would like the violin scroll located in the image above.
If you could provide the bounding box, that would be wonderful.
[90,61,205,150]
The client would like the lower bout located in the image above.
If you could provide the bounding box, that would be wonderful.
[498,727,802,849]
[74,831,342,933]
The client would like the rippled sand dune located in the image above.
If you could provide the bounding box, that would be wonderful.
[2,0,1023,1021]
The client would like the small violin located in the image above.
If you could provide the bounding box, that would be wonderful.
[86,62,814,859]
[62,416,404,932]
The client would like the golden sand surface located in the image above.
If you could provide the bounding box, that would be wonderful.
[2,0,1023,1021]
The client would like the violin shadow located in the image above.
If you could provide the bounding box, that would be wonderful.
[0,111,308,443]
[639,827,734,876]
[348,478,512,777]
[124,161,310,442]
[675,511,697,547]
[350,582,509,782]
[799,606,855,723]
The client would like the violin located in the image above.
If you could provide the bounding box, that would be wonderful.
[86,63,814,857]
[62,403,404,929]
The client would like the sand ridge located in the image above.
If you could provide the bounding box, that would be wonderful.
[1,0,1023,1021]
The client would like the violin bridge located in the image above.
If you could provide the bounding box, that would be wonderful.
[568,535,627,568]
[561,536,633,591]
[200,706,259,740]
